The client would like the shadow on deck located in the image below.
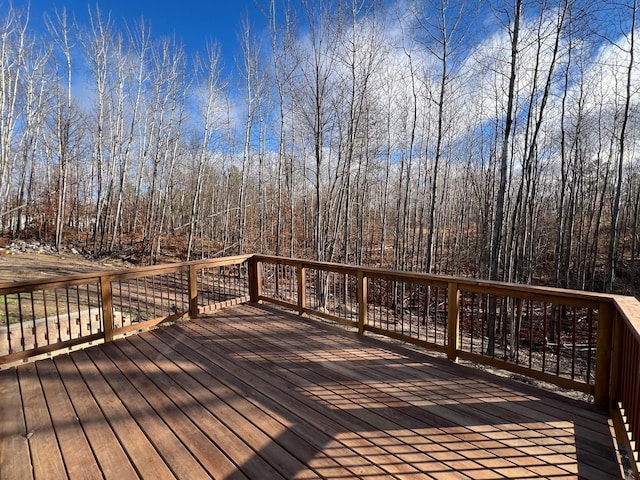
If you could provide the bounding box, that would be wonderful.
[1,303,625,479]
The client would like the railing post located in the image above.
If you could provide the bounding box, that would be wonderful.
[609,308,622,407]
[447,282,460,362]
[248,256,261,303]
[100,275,114,343]
[595,301,614,407]
[188,264,198,319]
[297,265,306,316]
[357,271,367,335]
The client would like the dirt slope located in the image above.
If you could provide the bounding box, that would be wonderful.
[0,253,125,283]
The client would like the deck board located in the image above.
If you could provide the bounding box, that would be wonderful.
[0,303,625,479]
[70,349,175,479]
[101,340,249,480]
[35,360,102,479]
[19,362,67,480]
[0,369,33,480]
[53,355,139,479]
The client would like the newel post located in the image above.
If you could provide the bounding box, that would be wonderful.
[595,301,614,407]
[609,307,623,407]
[447,282,460,362]
[188,264,199,319]
[297,265,306,315]
[248,256,261,304]
[357,271,367,334]
[100,275,114,343]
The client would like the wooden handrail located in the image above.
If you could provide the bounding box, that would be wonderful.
[0,255,252,365]
[252,254,613,307]
[252,255,639,474]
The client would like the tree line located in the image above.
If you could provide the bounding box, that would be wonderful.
[1,0,639,296]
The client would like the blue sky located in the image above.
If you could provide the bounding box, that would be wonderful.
[13,0,265,72]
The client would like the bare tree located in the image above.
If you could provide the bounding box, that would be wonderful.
[45,8,76,250]
[606,0,637,291]
[187,44,225,260]
[296,0,339,261]
[0,6,29,230]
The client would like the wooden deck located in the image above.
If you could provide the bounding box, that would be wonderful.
[1,303,625,479]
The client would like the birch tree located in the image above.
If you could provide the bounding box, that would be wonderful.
[187,44,225,260]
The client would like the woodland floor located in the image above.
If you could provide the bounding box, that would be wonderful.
[0,252,131,283]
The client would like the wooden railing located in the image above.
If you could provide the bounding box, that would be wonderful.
[0,255,250,364]
[0,253,638,475]
[611,295,640,476]
[250,254,639,475]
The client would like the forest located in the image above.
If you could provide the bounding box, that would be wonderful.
[0,0,639,297]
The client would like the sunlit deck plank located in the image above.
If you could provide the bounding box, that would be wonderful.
[35,360,102,479]
[69,349,176,479]
[0,369,33,480]
[53,355,139,479]
[19,363,67,479]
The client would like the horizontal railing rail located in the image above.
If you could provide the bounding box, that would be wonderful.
[0,253,637,476]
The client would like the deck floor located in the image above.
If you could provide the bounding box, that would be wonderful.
[1,303,624,479]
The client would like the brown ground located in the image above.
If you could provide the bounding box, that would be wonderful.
[0,253,131,284]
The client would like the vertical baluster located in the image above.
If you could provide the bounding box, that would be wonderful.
[95,282,103,332]
[385,280,390,331]
[416,284,421,340]
[161,274,167,315]
[174,271,179,311]
[528,300,534,369]
[65,287,72,340]
[514,298,522,364]
[378,279,383,329]
[75,285,81,337]
[15,294,24,349]
[4,294,12,353]
[502,297,508,361]
[406,283,411,337]
[556,304,562,376]
[17,293,26,351]
[458,291,464,350]
[161,274,167,314]
[42,291,50,345]
[54,289,61,342]
[198,268,206,305]
[150,276,156,318]
[435,287,440,344]
[586,309,594,383]
[181,269,187,312]
[202,268,208,305]
[85,284,92,335]
[479,292,484,352]
[135,278,141,322]
[126,280,133,325]
[30,292,36,348]
[142,277,148,321]
[627,338,638,443]
[542,302,548,373]
[571,306,577,380]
